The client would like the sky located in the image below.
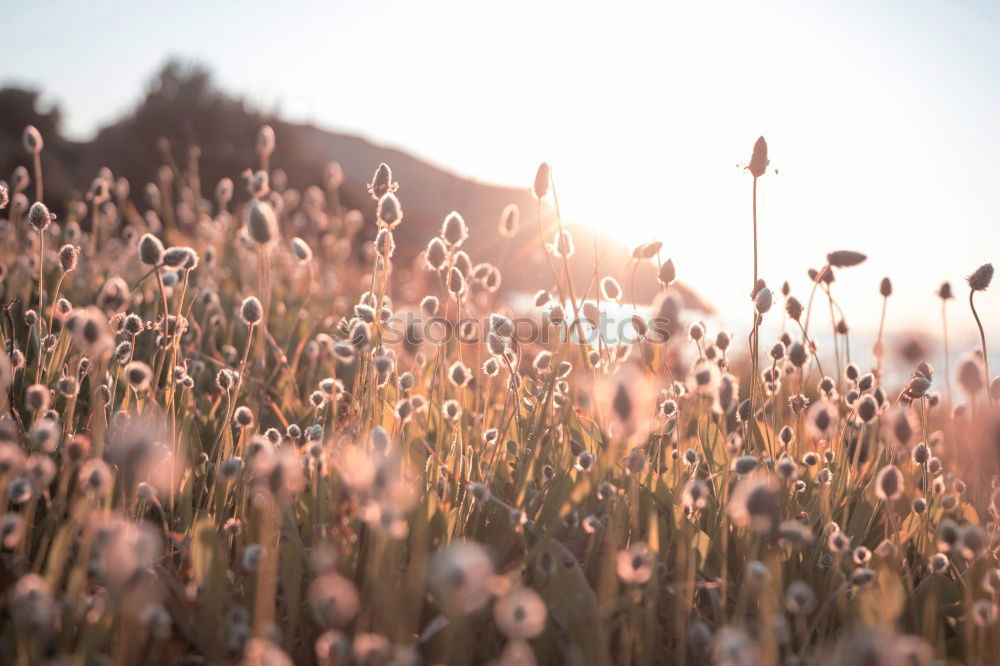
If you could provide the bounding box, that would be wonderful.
[3,0,999,352]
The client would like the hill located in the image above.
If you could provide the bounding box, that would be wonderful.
[0,61,708,310]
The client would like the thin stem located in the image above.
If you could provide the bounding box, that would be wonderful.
[752,177,758,288]
[826,285,842,392]
[32,153,43,204]
[875,295,888,383]
[942,298,952,412]
[34,233,44,384]
[46,272,67,338]
[969,289,994,412]
[748,176,760,452]
[213,324,255,460]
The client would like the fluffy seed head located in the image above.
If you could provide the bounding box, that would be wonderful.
[874,465,903,501]
[425,237,448,271]
[549,230,574,258]
[25,384,50,412]
[290,237,312,262]
[785,296,803,321]
[215,177,233,205]
[368,163,396,200]
[58,244,79,272]
[240,296,264,326]
[27,202,53,232]
[124,361,153,391]
[162,246,198,269]
[245,199,278,246]
[499,204,519,238]
[375,228,395,259]
[968,263,994,291]
[441,212,468,247]
[256,125,276,155]
[376,192,402,227]
[957,354,985,395]
[754,288,773,314]
[447,267,466,295]
[600,276,622,301]
[22,125,43,154]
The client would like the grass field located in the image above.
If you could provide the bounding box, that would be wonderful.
[0,126,997,665]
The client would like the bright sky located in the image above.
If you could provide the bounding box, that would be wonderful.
[4,0,999,348]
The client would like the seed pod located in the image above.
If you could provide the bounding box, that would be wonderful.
[826,250,867,268]
[22,125,43,154]
[25,384,50,412]
[880,277,893,297]
[27,202,53,232]
[240,296,264,326]
[874,465,903,501]
[139,234,166,266]
[632,241,662,260]
[968,263,994,291]
[124,361,153,391]
[755,288,773,314]
[234,405,254,428]
[905,374,932,399]
[441,212,468,247]
[290,237,312,262]
[448,362,471,387]
[376,192,402,227]
[368,163,396,200]
[788,342,808,368]
[58,244,79,272]
[658,259,676,285]
[448,267,466,295]
[600,276,622,301]
[420,295,439,317]
[785,297,803,321]
[245,199,278,246]
[323,161,344,189]
[631,314,647,337]
[957,354,985,395]
[748,136,768,178]
[550,230,574,258]
[162,246,198,269]
[425,237,447,271]
[856,395,878,422]
[256,124,275,156]
[499,204,519,238]
[375,228,395,258]
[533,163,550,199]
[350,320,371,350]
[215,177,234,205]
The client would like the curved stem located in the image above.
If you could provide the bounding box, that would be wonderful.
[46,272,66,337]
[969,289,994,412]
[803,264,830,336]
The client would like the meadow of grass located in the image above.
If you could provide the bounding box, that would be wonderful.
[0,125,997,666]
